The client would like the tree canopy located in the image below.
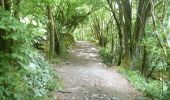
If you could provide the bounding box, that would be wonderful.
[0,0,170,99]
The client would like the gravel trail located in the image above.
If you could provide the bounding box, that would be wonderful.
[54,41,147,100]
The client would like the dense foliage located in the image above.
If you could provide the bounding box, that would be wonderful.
[0,0,170,99]
[0,0,59,99]
[0,0,102,99]
[119,68,167,99]
[73,0,170,99]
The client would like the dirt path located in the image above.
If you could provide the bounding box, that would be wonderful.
[54,41,146,100]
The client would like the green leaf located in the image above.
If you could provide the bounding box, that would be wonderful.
[0,23,7,29]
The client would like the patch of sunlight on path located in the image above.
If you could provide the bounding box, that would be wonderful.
[54,41,149,100]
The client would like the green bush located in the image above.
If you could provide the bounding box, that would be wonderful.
[23,51,59,97]
[163,82,170,100]
[99,48,113,65]
[141,36,167,74]
[119,68,168,99]
[0,49,60,99]
[0,10,60,99]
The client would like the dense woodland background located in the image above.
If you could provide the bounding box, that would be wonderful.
[0,0,170,99]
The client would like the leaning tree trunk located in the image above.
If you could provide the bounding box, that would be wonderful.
[92,14,107,47]
[47,4,55,58]
[106,0,123,65]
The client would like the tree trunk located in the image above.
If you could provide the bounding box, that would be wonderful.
[131,0,151,69]
[106,0,123,66]
[54,24,60,55]
[14,0,20,19]
[0,0,11,52]
[141,46,147,76]
[119,0,132,67]
[47,5,55,58]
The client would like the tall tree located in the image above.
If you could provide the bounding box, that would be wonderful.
[107,0,132,67]
[121,0,132,67]
[47,4,55,58]
[131,0,151,69]
[106,0,152,69]
[106,0,123,65]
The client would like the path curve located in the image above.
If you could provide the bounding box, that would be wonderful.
[54,41,146,100]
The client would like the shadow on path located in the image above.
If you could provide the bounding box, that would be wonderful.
[54,41,147,100]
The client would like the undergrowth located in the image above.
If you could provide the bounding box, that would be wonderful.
[0,49,61,99]
[99,48,113,65]
[118,68,168,100]
[0,10,61,99]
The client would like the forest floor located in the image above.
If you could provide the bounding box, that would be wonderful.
[54,41,148,100]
